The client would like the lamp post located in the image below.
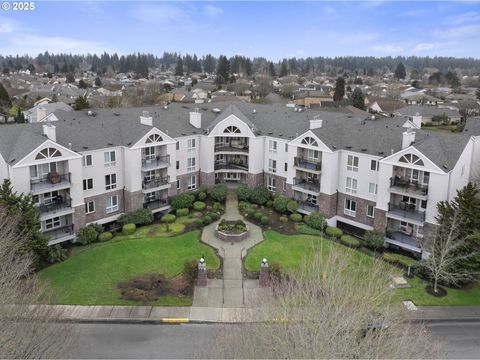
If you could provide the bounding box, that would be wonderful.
[197,256,207,287]
[260,257,269,287]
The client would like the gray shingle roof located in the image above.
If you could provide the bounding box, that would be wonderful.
[396,105,459,118]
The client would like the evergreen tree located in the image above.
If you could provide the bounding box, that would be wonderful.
[73,95,90,110]
[216,55,230,83]
[279,60,288,77]
[94,77,102,87]
[268,62,276,78]
[351,87,365,110]
[203,54,216,73]
[175,57,184,76]
[394,62,406,80]
[333,77,345,102]
[65,73,75,83]
[78,79,88,89]
[0,83,11,111]
[476,88,480,101]
[0,179,48,265]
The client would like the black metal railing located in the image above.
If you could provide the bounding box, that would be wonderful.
[38,197,72,215]
[390,177,428,195]
[30,172,71,192]
[214,144,249,153]
[294,157,322,172]
[297,201,319,213]
[142,155,170,169]
[293,177,320,192]
[143,198,169,210]
[44,224,74,241]
[214,161,249,171]
[142,176,170,190]
[388,202,426,222]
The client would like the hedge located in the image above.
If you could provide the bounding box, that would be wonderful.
[170,193,195,209]
[98,231,113,242]
[304,212,327,231]
[176,208,189,217]
[117,208,153,226]
[250,186,271,206]
[383,252,419,268]
[236,185,251,202]
[122,223,136,235]
[290,213,303,222]
[193,201,206,211]
[364,230,385,250]
[161,214,176,224]
[77,226,98,245]
[273,196,290,213]
[260,216,269,225]
[325,226,343,238]
[210,184,228,202]
[203,215,213,225]
[340,235,361,248]
[197,192,207,201]
[254,212,263,221]
[287,200,298,212]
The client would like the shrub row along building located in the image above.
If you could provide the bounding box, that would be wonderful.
[1,102,479,257]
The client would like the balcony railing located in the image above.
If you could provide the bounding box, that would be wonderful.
[293,178,320,192]
[390,177,428,195]
[294,157,322,172]
[30,172,71,193]
[214,161,249,171]
[38,197,72,216]
[44,224,74,241]
[142,155,170,170]
[142,176,170,190]
[388,202,426,222]
[297,201,319,213]
[143,198,169,210]
[214,144,249,153]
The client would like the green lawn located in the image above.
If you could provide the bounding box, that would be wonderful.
[40,230,220,305]
[245,230,480,306]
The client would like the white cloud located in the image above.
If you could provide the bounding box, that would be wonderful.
[412,43,434,52]
[0,17,20,34]
[296,49,305,56]
[434,24,480,39]
[446,11,480,24]
[323,5,336,14]
[372,44,404,53]
[204,5,223,18]
[362,1,386,8]
[401,9,425,17]
[130,4,188,24]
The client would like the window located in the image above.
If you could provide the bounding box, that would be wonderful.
[422,171,430,185]
[176,160,180,170]
[29,165,38,178]
[45,216,61,230]
[283,181,286,191]
[41,162,57,176]
[301,136,318,146]
[144,192,156,203]
[347,155,359,172]
[43,191,58,205]
[284,162,288,172]
[105,174,117,190]
[269,140,277,153]
[176,179,180,190]
[83,178,93,190]
[144,146,156,160]
[368,182,378,195]
[106,195,118,214]
[399,153,424,166]
[188,138,196,152]
[223,126,240,134]
[146,134,163,143]
[461,165,465,176]
[346,177,358,194]
[82,154,92,167]
[307,149,319,162]
[367,205,375,218]
[144,170,155,182]
[268,159,277,173]
[187,175,196,190]
[176,142,179,150]
[85,201,95,214]
[267,177,277,192]
[35,147,62,160]
[344,199,357,217]
[285,143,288,152]
[187,157,196,172]
[421,200,427,209]
[370,160,378,171]
[104,151,116,167]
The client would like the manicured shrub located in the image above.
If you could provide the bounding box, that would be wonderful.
[218,219,247,233]
[117,208,153,226]
[304,212,327,231]
[246,208,256,218]
[203,215,213,225]
[193,201,206,211]
[287,200,298,212]
[261,216,269,225]
[289,213,303,222]
[364,230,385,250]
[236,185,251,202]
[325,226,343,238]
[297,224,322,235]
[47,244,68,263]
[383,252,419,268]
[194,186,208,198]
[88,223,104,235]
[213,202,225,214]
[170,193,195,209]
[197,191,207,201]
[77,226,98,245]
[340,235,361,248]
[266,200,273,208]
[254,212,263,221]
[183,259,198,284]
[193,219,203,228]
[279,216,288,223]
[210,184,228,202]
[238,201,250,213]
[206,211,220,221]
[122,223,136,235]
[251,203,259,209]
[250,186,271,206]
[273,195,289,213]
[98,231,113,242]
[176,208,189,217]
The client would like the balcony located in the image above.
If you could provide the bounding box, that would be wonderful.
[214,144,249,153]
[142,176,170,191]
[38,197,73,219]
[297,201,319,214]
[142,155,170,171]
[143,198,169,211]
[44,224,75,246]
[294,157,322,172]
[387,202,426,223]
[390,177,428,197]
[385,231,422,254]
[30,172,71,194]
[214,161,249,172]
[293,178,320,193]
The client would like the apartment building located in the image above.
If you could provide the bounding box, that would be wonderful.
[1,102,479,257]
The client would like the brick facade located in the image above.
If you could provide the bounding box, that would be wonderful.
[318,192,337,218]
[373,208,387,232]
[263,173,289,196]
[336,192,376,228]
[124,190,143,212]
[199,171,215,189]
[82,189,124,226]
[247,172,264,187]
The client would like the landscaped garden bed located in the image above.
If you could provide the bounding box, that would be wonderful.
[215,219,249,242]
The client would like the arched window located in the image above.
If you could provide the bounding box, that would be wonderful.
[223,126,241,134]
[301,136,318,146]
[35,148,62,160]
[146,134,163,143]
[399,153,424,166]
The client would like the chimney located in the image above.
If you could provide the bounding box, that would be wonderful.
[402,129,415,149]
[411,112,422,128]
[310,119,323,130]
[140,110,153,126]
[43,123,56,142]
[189,110,202,129]
[36,106,47,122]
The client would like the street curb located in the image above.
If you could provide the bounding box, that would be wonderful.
[62,318,192,324]
[410,317,480,323]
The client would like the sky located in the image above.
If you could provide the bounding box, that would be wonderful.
[0,1,479,59]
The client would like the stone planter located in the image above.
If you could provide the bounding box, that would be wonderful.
[215,224,249,242]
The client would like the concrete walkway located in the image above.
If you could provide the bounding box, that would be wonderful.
[193,189,268,308]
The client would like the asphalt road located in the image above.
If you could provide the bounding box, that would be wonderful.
[68,321,480,359]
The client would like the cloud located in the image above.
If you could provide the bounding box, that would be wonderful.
[412,43,434,52]
[434,24,480,39]
[401,9,425,17]
[204,5,223,18]
[0,17,20,34]
[323,5,336,14]
[446,11,480,24]
[372,44,404,53]
[130,4,188,24]
[362,1,386,8]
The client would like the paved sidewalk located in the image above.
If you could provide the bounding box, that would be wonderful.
[409,306,480,321]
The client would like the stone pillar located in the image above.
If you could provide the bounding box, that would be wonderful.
[197,258,207,287]
[259,258,269,287]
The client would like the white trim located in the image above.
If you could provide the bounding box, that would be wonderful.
[13,139,81,168]
[289,130,332,153]
[130,127,176,149]
[380,145,445,174]
[207,114,256,138]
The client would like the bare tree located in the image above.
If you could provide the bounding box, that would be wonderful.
[280,82,298,99]
[0,210,75,358]
[255,76,273,98]
[234,79,250,96]
[420,209,477,294]
[209,245,440,358]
